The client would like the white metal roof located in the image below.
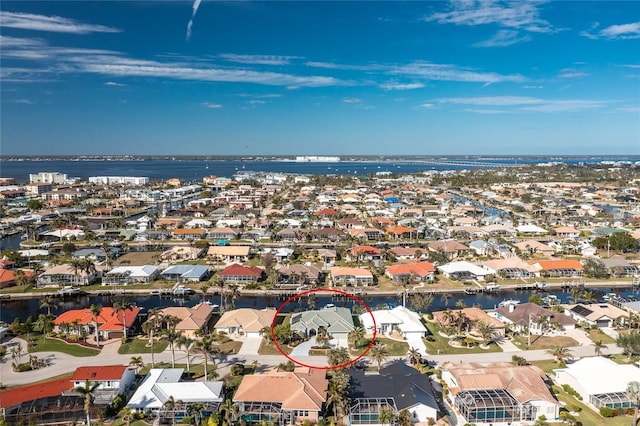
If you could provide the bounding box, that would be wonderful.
[557,357,640,395]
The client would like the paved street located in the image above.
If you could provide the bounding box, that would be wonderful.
[0,334,623,387]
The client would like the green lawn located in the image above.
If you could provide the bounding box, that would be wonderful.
[352,336,409,356]
[530,359,565,374]
[551,385,631,426]
[585,327,616,345]
[118,337,169,354]
[27,334,100,357]
[512,334,578,351]
[423,321,502,355]
[259,339,291,355]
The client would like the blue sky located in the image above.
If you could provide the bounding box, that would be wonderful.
[1,1,639,156]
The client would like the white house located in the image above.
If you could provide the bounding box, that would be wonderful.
[359,306,428,355]
[438,261,490,281]
[70,365,136,405]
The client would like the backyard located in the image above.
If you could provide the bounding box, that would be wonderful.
[28,334,100,357]
[423,320,502,355]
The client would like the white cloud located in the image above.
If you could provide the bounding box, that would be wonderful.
[473,30,531,47]
[248,100,266,105]
[419,103,436,109]
[434,95,609,112]
[380,82,425,90]
[617,106,640,113]
[425,0,553,33]
[201,102,222,108]
[523,85,544,89]
[558,69,589,79]
[220,54,300,66]
[0,12,120,34]
[464,108,511,114]
[393,62,526,83]
[186,0,203,41]
[582,21,640,40]
[343,97,362,103]
[10,99,36,104]
[105,81,126,87]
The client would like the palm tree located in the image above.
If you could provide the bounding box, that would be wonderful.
[89,304,103,347]
[39,296,58,316]
[129,356,144,373]
[178,335,195,372]
[546,345,572,364]
[220,399,238,425]
[163,395,183,426]
[187,402,206,425]
[259,326,273,345]
[161,328,182,368]
[398,409,412,426]
[214,277,226,312]
[74,380,100,426]
[378,407,396,426]
[348,326,366,350]
[593,340,606,357]
[441,292,452,307]
[407,347,422,365]
[475,321,499,346]
[368,341,389,371]
[142,321,157,368]
[120,406,135,426]
[581,290,595,304]
[627,381,640,426]
[113,299,135,339]
[194,335,220,380]
[326,371,350,422]
[201,282,211,303]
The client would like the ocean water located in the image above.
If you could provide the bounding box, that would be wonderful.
[1,156,637,183]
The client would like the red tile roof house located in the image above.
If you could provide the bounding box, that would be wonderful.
[217,263,264,284]
[386,261,436,283]
[53,306,141,341]
[0,268,17,288]
[234,367,328,425]
[0,378,86,425]
[532,259,584,278]
[346,245,383,265]
[70,365,136,404]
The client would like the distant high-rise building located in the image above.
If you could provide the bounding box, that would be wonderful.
[88,176,149,185]
[29,172,68,184]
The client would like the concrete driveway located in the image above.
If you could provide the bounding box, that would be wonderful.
[237,336,262,356]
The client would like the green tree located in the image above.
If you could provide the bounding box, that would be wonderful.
[74,380,100,426]
[39,296,58,316]
[398,409,412,426]
[378,407,396,426]
[348,326,366,350]
[62,242,77,257]
[26,199,43,211]
[219,399,238,426]
[593,340,605,357]
[326,371,350,421]
[161,328,182,368]
[327,347,351,368]
[617,331,640,359]
[528,294,543,305]
[368,341,389,371]
[475,321,499,346]
[582,257,609,279]
[89,304,103,347]
[178,335,195,372]
[546,345,572,364]
[129,356,144,372]
[113,299,135,339]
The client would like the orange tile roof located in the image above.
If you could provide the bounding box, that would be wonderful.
[350,245,381,255]
[386,225,413,235]
[316,208,339,216]
[536,259,583,270]
[173,228,206,235]
[53,306,141,331]
[386,261,435,277]
[70,365,128,382]
[0,269,16,284]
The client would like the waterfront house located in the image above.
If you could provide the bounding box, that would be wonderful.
[442,362,560,425]
[438,261,490,281]
[385,261,436,283]
[482,257,539,280]
[37,264,99,287]
[564,303,628,328]
[102,265,159,286]
[491,302,575,335]
[69,365,136,405]
[217,263,264,284]
[427,240,470,260]
[214,308,276,338]
[349,362,438,425]
[347,245,383,266]
[275,264,322,288]
[290,306,355,343]
[349,228,385,241]
[208,227,240,240]
[0,269,17,288]
[207,245,251,264]
[555,357,640,411]
[329,266,374,286]
[160,264,210,282]
[387,246,427,261]
[160,303,215,338]
[531,259,584,278]
[433,307,505,338]
[54,306,141,340]
[601,256,640,277]
[513,241,555,257]
[160,246,204,261]
[233,367,328,425]
[127,368,223,417]
[359,306,428,355]
[172,228,207,240]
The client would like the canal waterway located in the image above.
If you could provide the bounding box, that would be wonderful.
[2,286,638,323]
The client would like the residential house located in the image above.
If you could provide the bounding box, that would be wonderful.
[438,261,490,281]
[290,306,355,344]
[602,256,639,277]
[359,306,428,355]
[0,269,17,288]
[207,245,251,264]
[217,263,264,284]
[214,308,276,338]
[442,362,560,425]
[37,264,99,287]
[275,264,322,288]
[172,228,207,240]
[564,303,628,328]
[482,257,539,280]
[532,259,584,278]
[234,367,328,425]
[160,246,204,261]
[555,357,640,411]
[313,227,346,242]
[491,302,575,335]
[385,261,436,283]
[347,245,383,266]
[433,307,505,338]
[387,247,426,261]
[160,264,210,282]
[513,241,555,257]
[69,365,136,405]
[127,368,223,416]
[349,228,385,241]
[208,227,240,240]
[553,226,580,238]
[159,303,215,338]
[102,265,159,286]
[349,362,438,425]
[427,240,470,260]
[329,267,374,286]
[53,306,141,340]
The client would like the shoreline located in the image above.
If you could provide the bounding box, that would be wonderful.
[1,280,637,301]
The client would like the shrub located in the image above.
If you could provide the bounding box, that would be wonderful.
[599,406,615,417]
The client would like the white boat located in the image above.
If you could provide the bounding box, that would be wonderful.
[57,286,81,296]
[498,299,520,308]
[483,283,501,292]
[535,281,549,289]
[542,295,559,306]
[603,292,617,302]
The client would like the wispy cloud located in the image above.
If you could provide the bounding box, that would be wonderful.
[617,106,640,113]
[105,81,126,87]
[473,30,531,47]
[343,97,362,103]
[380,82,425,90]
[581,21,640,40]
[464,108,511,114]
[201,102,222,108]
[220,54,300,66]
[434,95,609,112]
[557,68,589,79]
[0,12,120,34]
[425,0,553,33]
[186,0,203,41]
[8,99,37,104]
[392,62,526,83]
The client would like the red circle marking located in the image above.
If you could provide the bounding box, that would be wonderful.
[270,288,377,370]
